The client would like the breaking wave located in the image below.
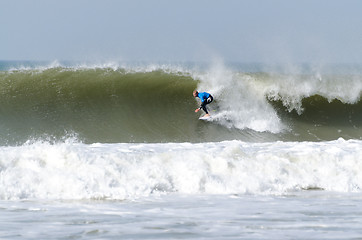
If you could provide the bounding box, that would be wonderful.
[0,61,361,144]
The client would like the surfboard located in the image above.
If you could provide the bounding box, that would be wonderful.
[199,115,211,120]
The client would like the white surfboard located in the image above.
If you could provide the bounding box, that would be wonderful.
[199,115,211,120]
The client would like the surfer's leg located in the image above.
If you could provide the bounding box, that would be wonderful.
[200,102,209,114]
[201,96,213,114]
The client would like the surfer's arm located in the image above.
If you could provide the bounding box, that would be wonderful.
[195,102,204,112]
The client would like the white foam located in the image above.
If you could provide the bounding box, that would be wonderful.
[1,139,362,200]
[195,61,284,133]
[8,60,62,72]
[6,60,191,73]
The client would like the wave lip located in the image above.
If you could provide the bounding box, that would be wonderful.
[1,139,361,200]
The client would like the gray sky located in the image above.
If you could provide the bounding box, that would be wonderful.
[1,0,362,64]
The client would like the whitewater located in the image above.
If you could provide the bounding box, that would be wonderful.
[1,60,362,239]
[1,138,362,200]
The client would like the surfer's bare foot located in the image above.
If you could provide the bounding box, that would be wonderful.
[204,114,210,117]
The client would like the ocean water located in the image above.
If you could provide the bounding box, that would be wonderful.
[0,60,362,239]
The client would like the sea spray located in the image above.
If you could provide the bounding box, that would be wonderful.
[195,61,285,132]
[264,72,362,113]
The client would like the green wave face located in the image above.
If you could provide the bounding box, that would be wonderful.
[0,68,203,144]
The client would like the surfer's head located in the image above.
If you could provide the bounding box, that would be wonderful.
[193,90,198,97]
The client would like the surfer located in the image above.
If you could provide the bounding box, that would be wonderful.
[193,90,213,117]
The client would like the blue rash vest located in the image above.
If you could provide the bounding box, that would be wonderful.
[197,92,211,103]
